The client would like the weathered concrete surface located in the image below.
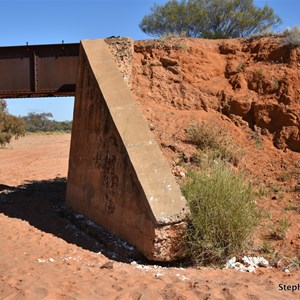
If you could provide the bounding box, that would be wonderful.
[104,37,133,88]
[66,39,188,261]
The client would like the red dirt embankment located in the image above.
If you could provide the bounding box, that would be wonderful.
[132,36,300,263]
[133,36,300,152]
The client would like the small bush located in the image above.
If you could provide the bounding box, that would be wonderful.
[181,160,258,265]
[283,26,300,46]
[146,33,187,51]
[287,257,300,271]
[272,217,290,240]
[186,122,241,165]
[0,99,25,147]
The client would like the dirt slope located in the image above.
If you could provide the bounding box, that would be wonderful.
[131,36,300,261]
[132,36,300,151]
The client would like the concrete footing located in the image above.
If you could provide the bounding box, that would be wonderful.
[66,39,188,261]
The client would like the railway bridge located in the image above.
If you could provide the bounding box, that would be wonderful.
[0,39,188,261]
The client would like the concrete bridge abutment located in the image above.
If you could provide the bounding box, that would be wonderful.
[66,39,188,261]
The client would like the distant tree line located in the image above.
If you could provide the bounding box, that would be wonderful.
[22,112,72,133]
[0,99,72,147]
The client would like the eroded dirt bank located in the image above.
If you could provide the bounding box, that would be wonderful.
[131,36,300,261]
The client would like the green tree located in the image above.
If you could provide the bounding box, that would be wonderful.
[139,0,282,39]
[22,112,54,132]
[22,112,72,132]
[0,99,25,147]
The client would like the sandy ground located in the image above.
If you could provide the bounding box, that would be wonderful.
[0,134,299,300]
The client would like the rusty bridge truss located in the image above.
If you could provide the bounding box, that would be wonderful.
[0,43,79,98]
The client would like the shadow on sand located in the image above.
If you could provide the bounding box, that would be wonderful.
[0,178,142,263]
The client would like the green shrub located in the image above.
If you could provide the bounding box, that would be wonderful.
[0,99,25,147]
[181,160,258,265]
[272,217,290,240]
[186,122,241,165]
[283,26,300,46]
[140,0,281,39]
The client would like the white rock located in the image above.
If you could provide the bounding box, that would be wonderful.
[224,257,236,268]
[246,265,256,273]
[225,256,269,273]
[258,258,269,267]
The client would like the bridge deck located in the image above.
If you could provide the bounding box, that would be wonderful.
[0,43,79,98]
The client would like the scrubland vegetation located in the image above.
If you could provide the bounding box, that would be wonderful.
[181,122,259,265]
[0,99,72,147]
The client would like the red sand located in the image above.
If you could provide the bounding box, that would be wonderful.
[0,134,299,299]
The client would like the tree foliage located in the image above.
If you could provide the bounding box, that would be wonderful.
[22,112,72,133]
[140,0,282,39]
[0,99,25,147]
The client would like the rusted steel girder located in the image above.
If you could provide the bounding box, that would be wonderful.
[0,43,79,98]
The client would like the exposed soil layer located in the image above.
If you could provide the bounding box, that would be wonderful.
[131,36,300,262]
[132,36,300,152]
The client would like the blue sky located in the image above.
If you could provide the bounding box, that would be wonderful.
[2,0,299,121]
